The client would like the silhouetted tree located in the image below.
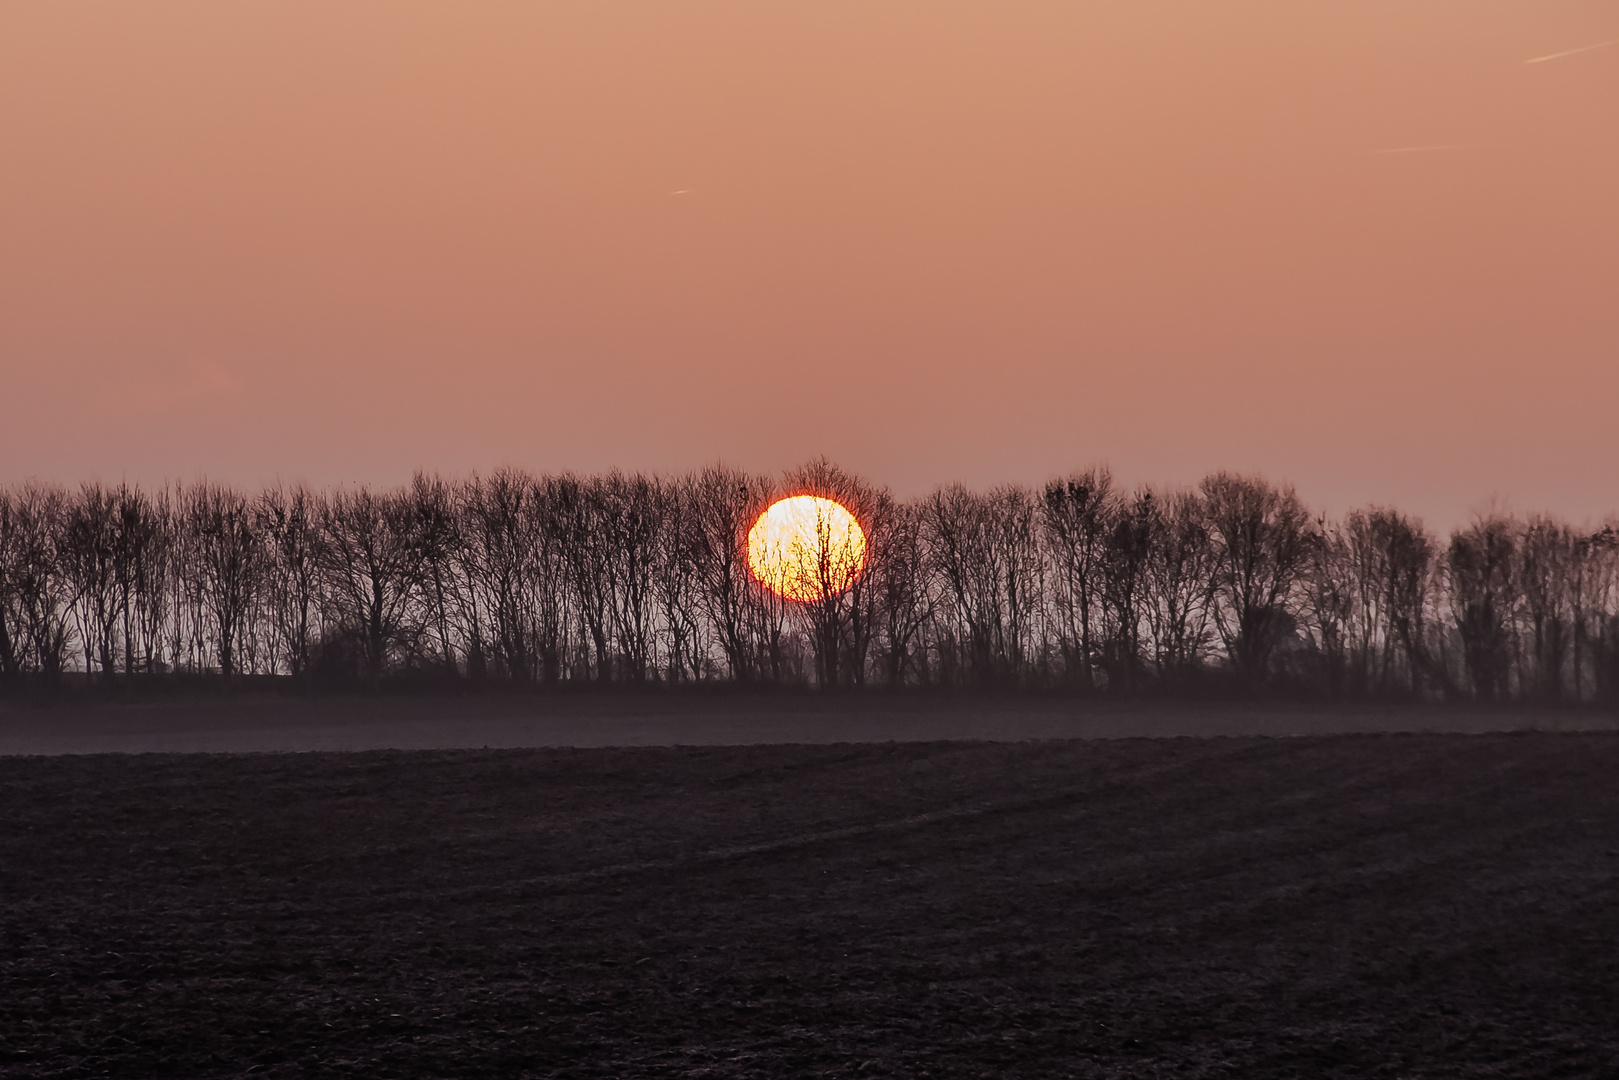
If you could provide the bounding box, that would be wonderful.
[781,458,884,687]
[841,486,895,688]
[1585,524,1619,703]
[924,484,1042,685]
[463,469,547,682]
[1369,508,1441,697]
[1301,507,1440,700]
[1447,515,1519,700]
[1519,516,1575,700]
[182,482,263,680]
[1569,524,1618,701]
[1301,516,1353,697]
[650,477,707,681]
[1041,469,1114,688]
[597,471,664,682]
[1201,472,1313,689]
[257,483,323,678]
[132,487,176,677]
[1097,489,1158,693]
[551,475,610,681]
[0,490,24,683]
[107,483,169,679]
[0,483,75,681]
[685,465,782,682]
[1143,489,1216,684]
[64,484,123,683]
[320,487,423,684]
[8,463,1619,703]
[870,498,931,686]
[407,473,465,675]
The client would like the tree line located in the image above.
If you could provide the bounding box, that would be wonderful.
[2,461,1617,702]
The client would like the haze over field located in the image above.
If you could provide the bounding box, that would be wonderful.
[2,2,1616,528]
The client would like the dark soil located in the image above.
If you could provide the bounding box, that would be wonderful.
[3,734,1618,1077]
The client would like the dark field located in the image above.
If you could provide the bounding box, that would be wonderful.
[3,735,1619,1078]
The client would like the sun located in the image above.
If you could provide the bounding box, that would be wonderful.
[747,495,868,603]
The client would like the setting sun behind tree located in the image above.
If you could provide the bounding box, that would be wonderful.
[746,495,867,603]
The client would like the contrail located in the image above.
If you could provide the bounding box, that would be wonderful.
[1374,143,1482,154]
[1524,39,1616,64]
[669,189,691,195]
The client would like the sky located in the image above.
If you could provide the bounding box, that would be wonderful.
[2,1,1616,529]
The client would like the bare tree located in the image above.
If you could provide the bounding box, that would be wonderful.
[130,488,176,677]
[1300,516,1354,697]
[407,473,466,675]
[1519,516,1575,700]
[320,486,423,684]
[650,477,708,682]
[0,489,21,683]
[1200,472,1313,689]
[1447,515,1519,700]
[181,482,263,680]
[106,484,170,679]
[552,474,615,682]
[0,484,76,681]
[780,458,884,687]
[1041,469,1114,688]
[684,465,786,682]
[1369,509,1440,697]
[64,484,122,683]
[923,484,1042,685]
[1097,489,1157,693]
[463,470,537,682]
[16,461,1619,705]
[1143,489,1216,684]
[841,487,895,687]
[870,498,932,686]
[922,484,988,685]
[597,471,664,683]
[1586,523,1619,703]
[0,490,27,683]
[529,476,575,684]
[256,483,323,678]
[1569,524,1618,701]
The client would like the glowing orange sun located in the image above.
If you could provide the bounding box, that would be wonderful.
[747,495,868,603]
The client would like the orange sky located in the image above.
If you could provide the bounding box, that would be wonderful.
[2,1,1616,528]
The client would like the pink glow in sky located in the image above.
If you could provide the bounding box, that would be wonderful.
[2,1,1616,528]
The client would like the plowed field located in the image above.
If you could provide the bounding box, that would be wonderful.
[4,733,1618,1077]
